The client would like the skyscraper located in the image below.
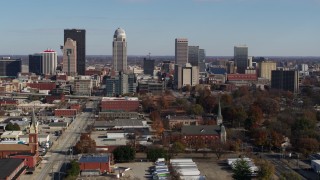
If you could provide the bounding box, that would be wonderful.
[188,46,199,66]
[0,57,21,77]
[271,70,299,93]
[175,38,188,66]
[143,58,155,76]
[113,28,127,72]
[63,38,77,75]
[29,54,43,75]
[234,45,248,74]
[64,29,86,75]
[259,61,277,81]
[40,49,57,75]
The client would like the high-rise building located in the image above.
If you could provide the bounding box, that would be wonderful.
[174,63,199,89]
[64,29,86,75]
[63,38,77,75]
[188,46,199,66]
[0,57,21,77]
[29,54,43,75]
[198,49,206,72]
[40,49,57,75]
[104,72,136,97]
[259,61,277,81]
[271,70,299,93]
[175,38,188,66]
[113,28,127,72]
[143,58,155,76]
[227,61,235,74]
[29,50,57,75]
[234,45,248,74]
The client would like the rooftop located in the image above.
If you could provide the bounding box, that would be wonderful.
[94,119,144,128]
[0,159,25,179]
[101,97,139,101]
[0,144,32,151]
[181,125,222,136]
[79,154,109,163]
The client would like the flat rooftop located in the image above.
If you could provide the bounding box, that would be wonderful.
[101,97,139,101]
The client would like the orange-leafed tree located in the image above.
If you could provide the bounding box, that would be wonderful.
[74,133,96,154]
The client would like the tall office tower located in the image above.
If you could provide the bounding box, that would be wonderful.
[234,45,248,74]
[40,49,57,75]
[175,38,188,66]
[113,28,127,72]
[188,46,199,66]
[271,70,299,93]
[227,61,235,74]
[128,73,137,93]
[0,57,21,77]
[161,61,171,73]
[29,54,43,75]
[64,29,86,75]
[63,38,77,75]
[198,49,206,72]
[174,63,199,89]
[259,61,277,81]
[143,58,155,76]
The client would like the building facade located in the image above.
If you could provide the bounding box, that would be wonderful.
[40,49,57,75]
[259,61,277,81]
[0,57,21,77]
[234,45,248,74]
[64,29,86,75]
[271,70,299,93]
[174,63,199,89]
[100,97,139,112]
[113,28,127,72]
[175,38,188,66]
[188,46,199,66]
[63,38,77,75]
[28,54,43,75]
[143,58,155,76]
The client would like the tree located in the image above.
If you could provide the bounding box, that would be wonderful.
[280,172,301,180]
[190,104,204,115]
[5,122,20,131]
[66,160,80,178]
[147,147,168,162]
[113,146,135,162]
[256,159,275,180]
[171,141,185,155]
[232,159,252,180]
[211,140,227,160]
[74,134,96,154]
[248,105,263,124]
[297,137,319,157]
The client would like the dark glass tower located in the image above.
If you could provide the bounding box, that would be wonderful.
[143,58,155,76]
[64,29,86,75]
[0,57,21,77]
[29,54,43,75]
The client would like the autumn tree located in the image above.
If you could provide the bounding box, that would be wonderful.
[171,141,186,155]
[74,134,96,154]
[248,105,263,125]
[211,140,227,160]
[190,104,204,115]
[256,159,275,180]
[5,122,20,131]
[150,111,164,136]
[297,137,319,157]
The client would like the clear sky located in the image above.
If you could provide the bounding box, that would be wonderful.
[0,0,319,56]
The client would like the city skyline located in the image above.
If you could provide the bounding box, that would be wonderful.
[0,0,319,56]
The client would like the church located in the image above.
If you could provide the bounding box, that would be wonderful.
[0,109,39,168]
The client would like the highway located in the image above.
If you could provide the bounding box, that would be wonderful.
[24,101,97,180]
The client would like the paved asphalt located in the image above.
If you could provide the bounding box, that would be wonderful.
[33,101,96,180]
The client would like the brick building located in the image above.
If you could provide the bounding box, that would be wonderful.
[100,97,139,112]
[27,82,56,91]
[0,159,26,180]
[54,109,77,117]
[79,154,113,175]
[46,94,65,103]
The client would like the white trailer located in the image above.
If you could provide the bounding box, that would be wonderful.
[311,160,320,172]
[170,159,194,163]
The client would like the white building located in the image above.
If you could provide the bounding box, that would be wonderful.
[40,49,58,75]
[175,63,199,89]
[113,28,127,72]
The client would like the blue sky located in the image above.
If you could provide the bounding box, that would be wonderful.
[0,0,319,56]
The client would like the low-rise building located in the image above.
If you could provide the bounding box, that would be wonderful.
[54,109,77,117]
[94,119,147,130]
[0,158,26,180]
[98,112,143,121]
[79,154,113,175]
[100,97,139,112]
[0,131,23,140]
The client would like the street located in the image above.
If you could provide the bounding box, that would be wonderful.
[21,100,97,180]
